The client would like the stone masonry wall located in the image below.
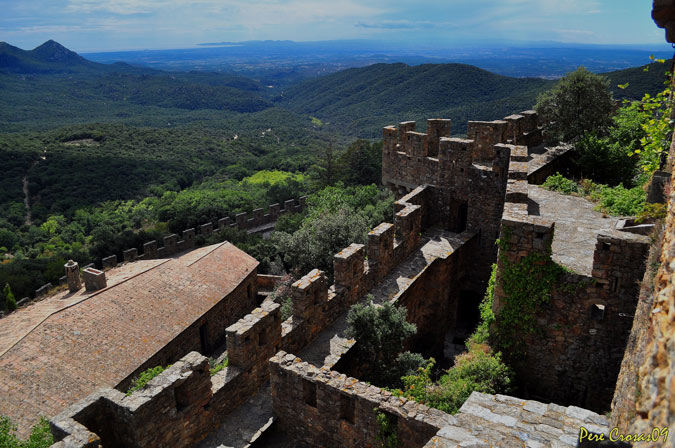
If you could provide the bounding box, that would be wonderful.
[50,300,281,448]
[608,7,675,440]
[381,114,539,293]
[270,351,454,448]
[494,153,650,411]
[102,196,306,266]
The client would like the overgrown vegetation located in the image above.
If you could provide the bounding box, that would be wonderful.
[126,365,170,395]
[491,230,567,356]
[345,299,426,388]
[374,409,399,448]
[0,416,53,448]
[209,357,229,376]
[387,264,512,414]
[543,173,646,217]
[272,185,393,279]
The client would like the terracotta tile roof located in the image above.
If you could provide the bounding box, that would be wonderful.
[0,242,257,437]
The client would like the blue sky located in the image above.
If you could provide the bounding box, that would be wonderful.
[0,0,668,52]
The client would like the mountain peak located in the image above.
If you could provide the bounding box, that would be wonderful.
[30,40,86,64]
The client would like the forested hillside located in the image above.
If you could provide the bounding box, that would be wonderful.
[0,40,670,306]
[278,60,672,137]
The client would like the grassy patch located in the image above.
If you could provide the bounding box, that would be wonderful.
[543,173,646,216]
[0,416,53,448]
[126,365,169,396]
[209,357,229,376]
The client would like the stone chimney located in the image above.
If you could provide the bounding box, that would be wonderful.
[82,267,107,292]
[64,260,81,293]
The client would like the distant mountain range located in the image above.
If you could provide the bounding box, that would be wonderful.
[0,40,149,74]
[0,40,670,136]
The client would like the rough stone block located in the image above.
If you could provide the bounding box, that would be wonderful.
[143,240,158,259]
[83,268,106,292]
[163,234,178,254]
[200,222,213,236]
[101,255,117,270]
[123,248,138,263]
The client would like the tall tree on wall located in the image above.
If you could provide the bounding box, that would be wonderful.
[535,66,615,144]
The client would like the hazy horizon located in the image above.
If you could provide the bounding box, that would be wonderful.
[0,0,669,53]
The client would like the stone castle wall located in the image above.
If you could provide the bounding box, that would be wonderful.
[51,299,282,448]
[608,2,675,437]
[494,152,650,411]
[49,163,483,447]
[269,351,453,448]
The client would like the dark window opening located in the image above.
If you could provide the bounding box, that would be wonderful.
[591,304,605,321]
[602,242,611,251]
[199,324,209,354]
[303,379,317,407]
[340,394,355,424]
[535,232,545,239]
[259,330,267,346]
[457,203,468,233]
[247,283,253,302]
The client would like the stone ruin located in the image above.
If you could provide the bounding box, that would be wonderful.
[46,104,672,447]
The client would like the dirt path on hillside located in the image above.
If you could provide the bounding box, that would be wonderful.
[23,149,46,226]
[22,174,31,226]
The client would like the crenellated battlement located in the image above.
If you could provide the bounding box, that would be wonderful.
[382,111,542,194]
[494,147,651,410]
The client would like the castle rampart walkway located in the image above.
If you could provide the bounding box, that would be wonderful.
[528,185,623,276]
[298,227,467,369]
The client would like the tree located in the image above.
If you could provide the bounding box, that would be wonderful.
[337,140,382,186]
[307,144,338,189]
[3,283,16,312]
[346,300,426,387]
[535,67,615,144]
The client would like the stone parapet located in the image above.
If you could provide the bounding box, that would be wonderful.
[49,351,250,448]
[270,351,453,448]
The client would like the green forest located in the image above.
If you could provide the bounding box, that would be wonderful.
[0,39,670,307]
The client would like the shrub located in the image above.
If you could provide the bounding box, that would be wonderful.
[544,175,646,217]
[542,173,578,194]
[586,183,645,216]
[395,344,512,415]
[573,133,638,186]
[346,299,425,387]
[126,365,169,395]
[3,283,16,312]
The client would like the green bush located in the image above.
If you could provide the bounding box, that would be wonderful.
[573,133,638,187]
[394,344,512,415]
[126,365,169,395]
[587,182,645,216]
[543,175,646,217]
[0,416,53,448]
[346,299,425,387]
[542,173,578,194]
